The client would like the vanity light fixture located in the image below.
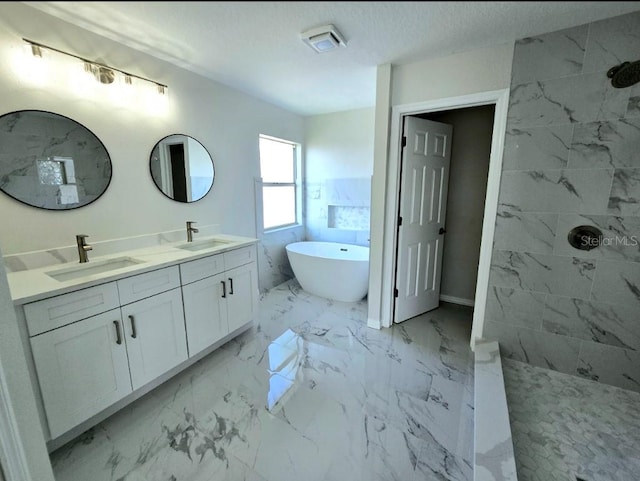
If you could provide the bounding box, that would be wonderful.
[300,24,347,53]
[22,38,167,94]
[30,43,43,58]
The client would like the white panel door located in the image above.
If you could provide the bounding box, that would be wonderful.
[225,262,258,333]
[182,272,228,358]
[30,309,132,438]
[394,116,452,323]
[121,288,188,390]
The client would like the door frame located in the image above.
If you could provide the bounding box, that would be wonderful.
[376,89,509,349]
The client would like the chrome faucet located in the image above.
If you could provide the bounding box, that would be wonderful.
[186,221,199,242]
[76,234,92,263]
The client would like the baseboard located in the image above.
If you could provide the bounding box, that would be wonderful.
[440,294,474,307]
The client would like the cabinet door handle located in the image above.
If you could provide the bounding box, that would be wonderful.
[228,277,234,295]
[129,315,137,339]
[221,280,227,298]
[113,320,122,345]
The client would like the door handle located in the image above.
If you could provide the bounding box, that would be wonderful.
[439,227,447,235]
[113,320,122,345]
[228,277,234,295]
[128,315,137,339]
[221,280,227,298]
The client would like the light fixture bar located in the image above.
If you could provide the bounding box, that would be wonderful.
[22,38,168,91]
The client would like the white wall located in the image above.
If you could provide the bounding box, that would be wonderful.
[305,108,374,245]
[0,246,55,481]
[0,2,304,256]
[368,43,514,328]
[305,108,375,180]
[391,44,514,106]
[368,64,392,328]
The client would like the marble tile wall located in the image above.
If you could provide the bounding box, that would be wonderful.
[305,177,371,246]
[257,226,304,293]
[486,10,640,393]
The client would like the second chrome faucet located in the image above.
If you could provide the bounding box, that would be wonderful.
[186,221,199,242]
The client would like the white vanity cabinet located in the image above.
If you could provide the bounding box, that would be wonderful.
[27,266,187,439]
[16,239,258,445]
[25,282,129,439]
[180,245,258,358]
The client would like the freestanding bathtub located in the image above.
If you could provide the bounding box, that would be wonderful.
[285,241,369,302]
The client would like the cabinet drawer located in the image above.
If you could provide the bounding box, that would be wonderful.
[24,283,120,336]
[180,253,224,285]
[117,266,180,305]
[224,245,256,271]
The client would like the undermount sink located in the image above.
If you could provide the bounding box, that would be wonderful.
[46,257,145,282]
[174,238,231,252]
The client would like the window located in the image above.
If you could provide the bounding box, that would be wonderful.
[259,135,300,231]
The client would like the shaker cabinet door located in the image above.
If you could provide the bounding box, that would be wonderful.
[121,288,188,390]
[30,309,132,439]
[182,272,228,357]
[225,263,258,333]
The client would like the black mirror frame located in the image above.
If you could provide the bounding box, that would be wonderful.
[0,109,113,211]
[148,133,215,203]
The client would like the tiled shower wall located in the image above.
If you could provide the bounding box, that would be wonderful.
[257,226,304,293]
[484,11,640,392]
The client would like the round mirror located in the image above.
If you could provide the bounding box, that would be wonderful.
[0,110,112,210]
[149,134,215,203]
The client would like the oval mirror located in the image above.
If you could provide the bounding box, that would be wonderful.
[0,110,112,210]
[149,134,215,203]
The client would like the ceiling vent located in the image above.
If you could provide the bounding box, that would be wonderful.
[301,24,346,53]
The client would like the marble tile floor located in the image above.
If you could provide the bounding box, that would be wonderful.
[49,279,475,481]
[503,358,640,481]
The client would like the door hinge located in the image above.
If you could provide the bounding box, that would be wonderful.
[398,216,403,226]
[401,136,407,148]
[394,288,399,298]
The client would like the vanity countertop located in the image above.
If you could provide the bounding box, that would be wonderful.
[6,234,258,305]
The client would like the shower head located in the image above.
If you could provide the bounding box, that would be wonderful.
[607,60,640,88]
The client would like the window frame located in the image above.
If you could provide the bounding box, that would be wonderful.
[258,134,302,233]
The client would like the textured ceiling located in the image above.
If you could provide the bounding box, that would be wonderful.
[23,1,640,116]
